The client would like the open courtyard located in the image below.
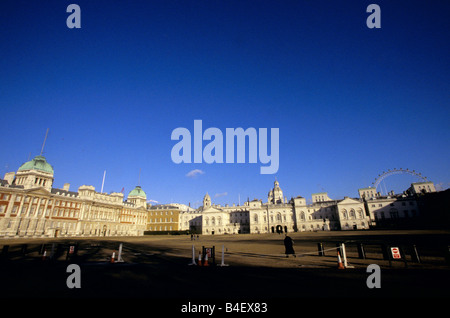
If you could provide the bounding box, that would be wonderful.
[1,230,449,313]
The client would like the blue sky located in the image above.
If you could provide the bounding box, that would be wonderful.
[1,0,449,207]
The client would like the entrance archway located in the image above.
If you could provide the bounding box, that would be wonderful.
[276,225,283,234]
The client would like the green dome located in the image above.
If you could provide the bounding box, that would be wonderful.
[18,155,54,174]
[128,186,147,199]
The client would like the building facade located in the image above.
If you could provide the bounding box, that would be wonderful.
[147,205,180,232]
[358,182,436,227]
[1,154,439,238]
[179,180,371,235]
[0,155,148,238]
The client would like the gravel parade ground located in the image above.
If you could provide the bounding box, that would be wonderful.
[1,230,449,313]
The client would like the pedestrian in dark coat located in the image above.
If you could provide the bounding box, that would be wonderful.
[284,234,296,258]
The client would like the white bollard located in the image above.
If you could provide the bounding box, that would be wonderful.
[341,243,347,268]
[117,243,124,263]
[340,243,354,268]
[188,245,197,265]
[219,244,229,267]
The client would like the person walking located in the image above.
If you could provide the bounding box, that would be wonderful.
[284,234,296,258]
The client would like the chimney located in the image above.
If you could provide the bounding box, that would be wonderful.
[63,183,70,191]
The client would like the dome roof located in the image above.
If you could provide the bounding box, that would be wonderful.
[128,186,147,199]
[18,155,54,174]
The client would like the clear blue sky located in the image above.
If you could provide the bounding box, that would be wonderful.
[1,0,449,207]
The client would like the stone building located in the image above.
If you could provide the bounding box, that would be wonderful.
[358,182,436,227]
[179,180,370,235]
[0,155,148,238]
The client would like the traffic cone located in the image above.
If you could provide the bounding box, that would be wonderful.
[204,253,209,267]
[337,251,345,269]
[198,251,202,266]
[111,251,115,264]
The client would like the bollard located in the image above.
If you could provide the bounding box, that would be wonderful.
[39,244,46,255]
[21,244,27,256]
[117,243,124,263]
[317,243,325,256]
[50,243,56,261]
[410,244,421,263]
[341,243,348,268]
[357,243,366,259]
[188,245,197,266]
[219,245,229,267]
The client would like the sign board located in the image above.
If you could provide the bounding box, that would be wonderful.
[391,247,401,259]
[205,248,212,258]
[202,246,216,265]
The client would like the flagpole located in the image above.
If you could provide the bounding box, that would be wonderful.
[101,170,106,193]
[40,128,49,156]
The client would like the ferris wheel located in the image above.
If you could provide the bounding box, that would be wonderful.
[372,168,428,191]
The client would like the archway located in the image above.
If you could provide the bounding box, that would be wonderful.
[276,225,283,234]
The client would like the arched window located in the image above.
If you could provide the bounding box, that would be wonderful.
[350,209,356,219]
[342,209,348,219]
[300,211,305,221]
[357,209,363,219]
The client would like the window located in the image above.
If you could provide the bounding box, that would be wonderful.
[389,209,399,219]
[350,209,356,219]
